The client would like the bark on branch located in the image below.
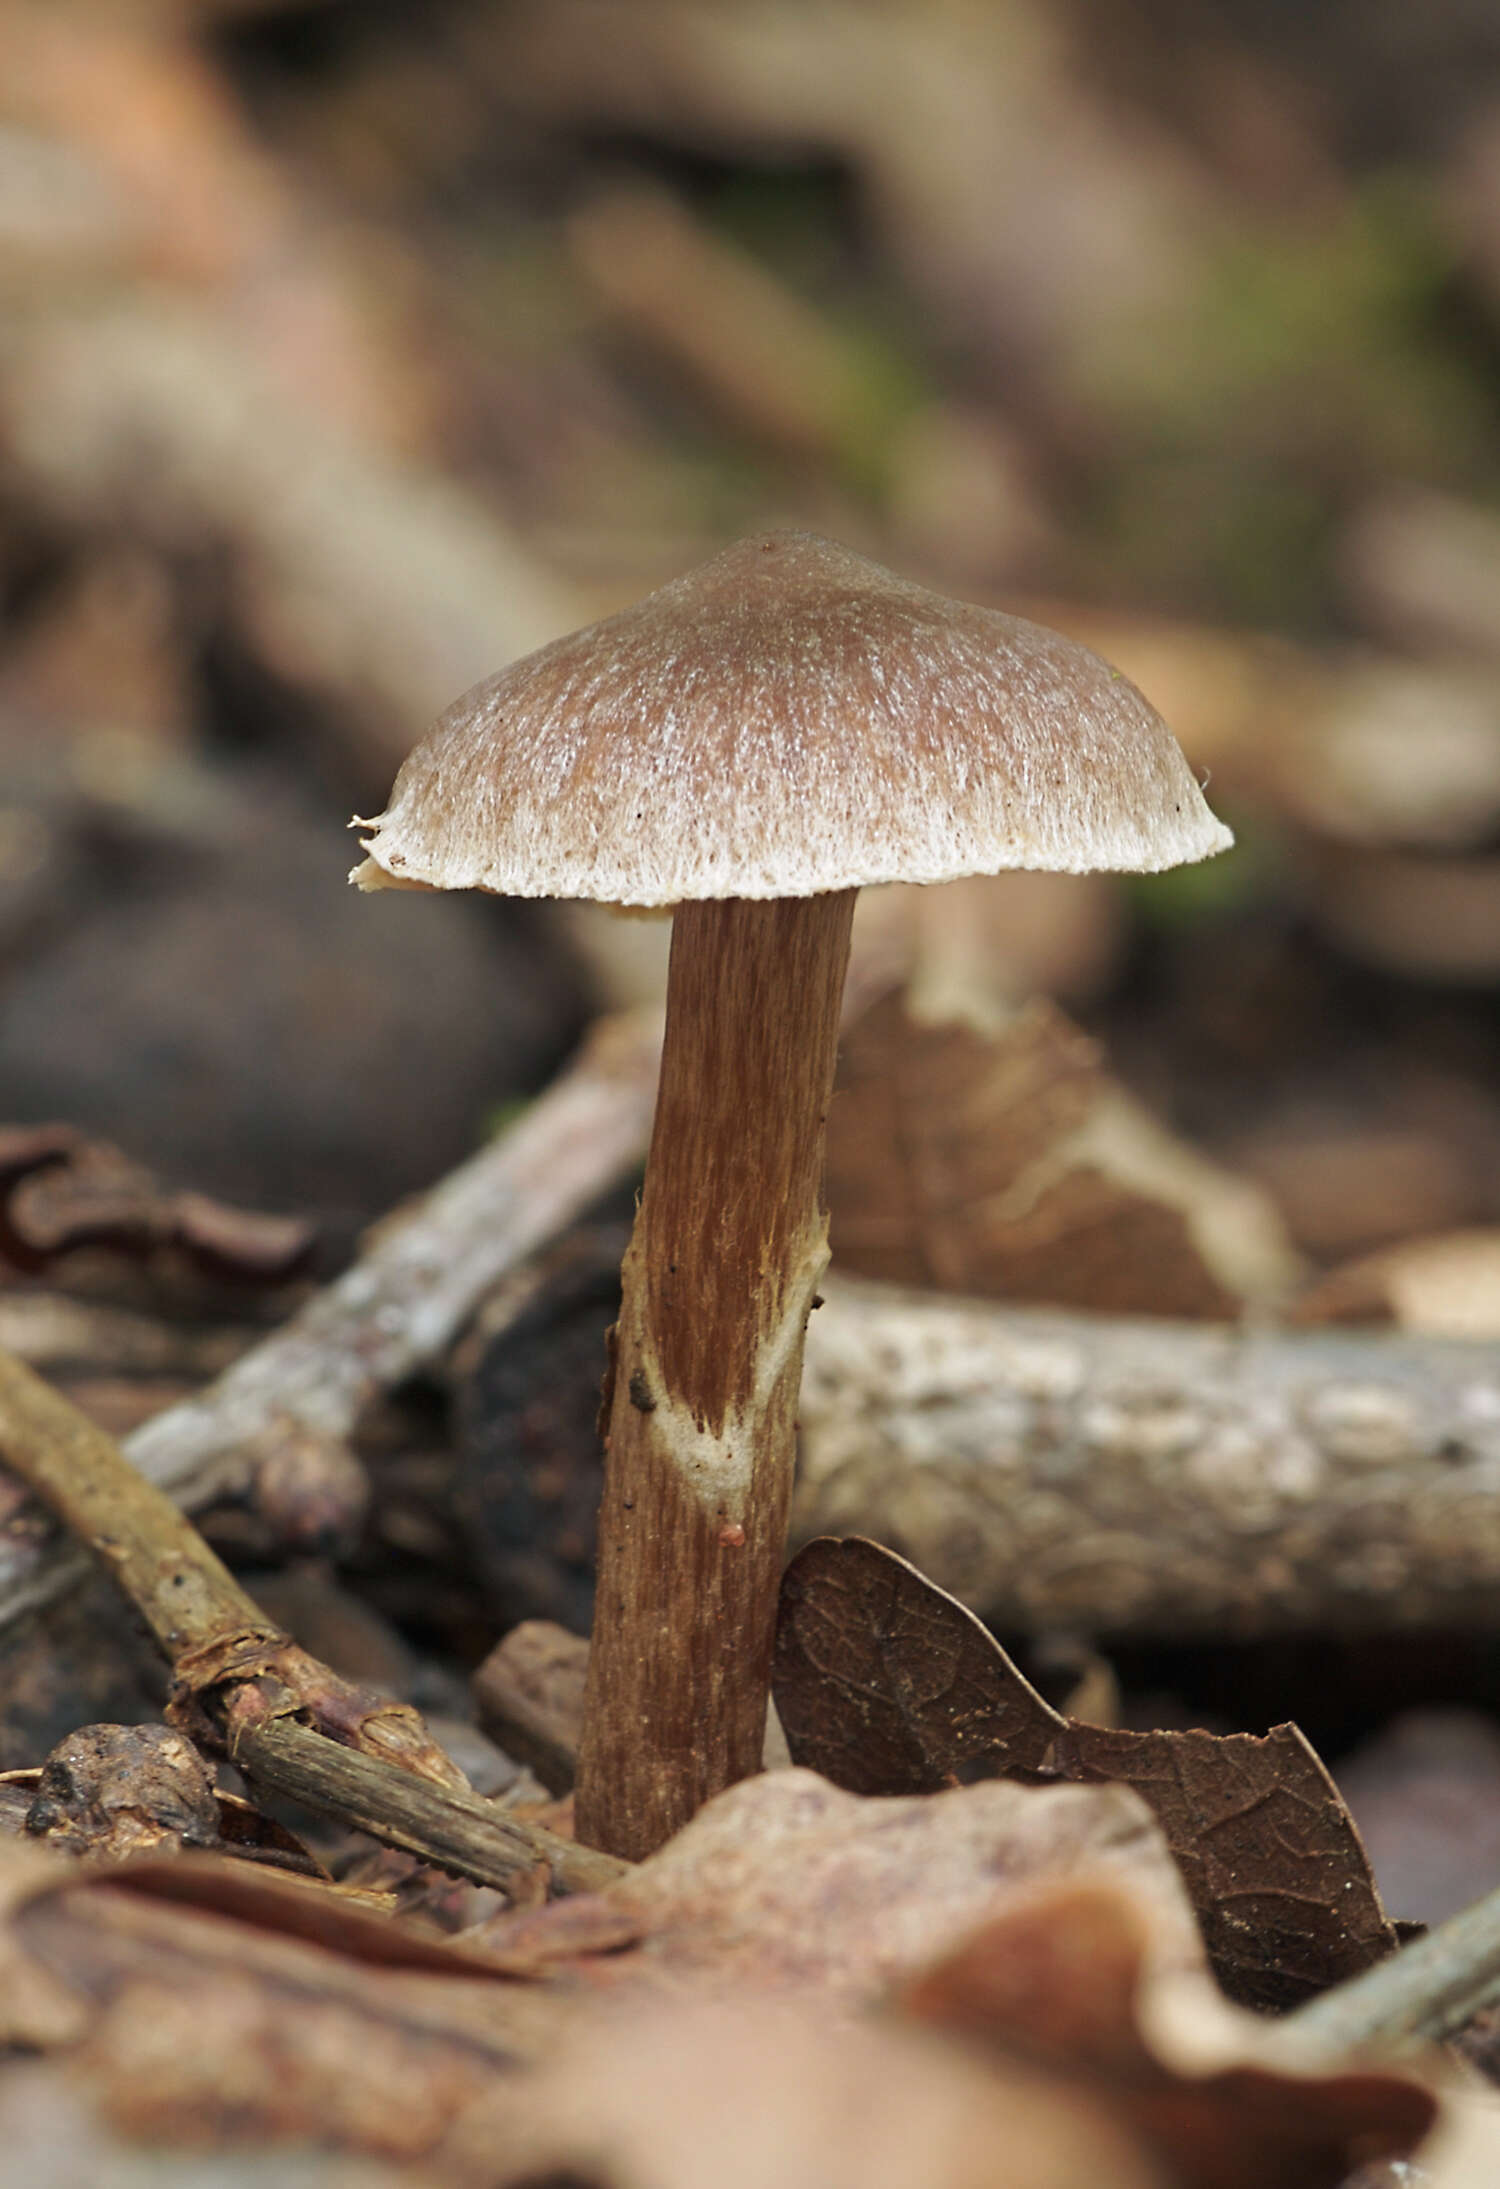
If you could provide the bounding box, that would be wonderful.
[795,1280,1500,1636]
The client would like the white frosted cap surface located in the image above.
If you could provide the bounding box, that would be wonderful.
[353,531,1232,905]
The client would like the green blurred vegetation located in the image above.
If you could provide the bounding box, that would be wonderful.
[1072,179,1500,625]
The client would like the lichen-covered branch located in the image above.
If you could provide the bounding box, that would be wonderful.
[796,1279,1500,1636]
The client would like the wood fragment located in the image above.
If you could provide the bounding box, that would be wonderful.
[235,1720,623,1899]
[474,1621,589,1797]
[22,1723,221,1861]
[0,1293,252,1382]
[7,1013,1500,1647]
[0,1346,279,1663]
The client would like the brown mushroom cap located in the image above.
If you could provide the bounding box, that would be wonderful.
[352,531,1231,906]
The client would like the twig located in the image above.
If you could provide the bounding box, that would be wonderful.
[0,1346,279,1663]
[0,1291,252,1380]
[0,1346,626,1895]
[240,1718,620,1896]
[1287,1884,1500,2053]
[0,1010,662,1633]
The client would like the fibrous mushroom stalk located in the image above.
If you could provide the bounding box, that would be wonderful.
[573,888,856,1859]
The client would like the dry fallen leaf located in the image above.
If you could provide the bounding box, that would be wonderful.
[1293,1230,1500,1340]
[768,1522,1059,1794]
[0,1839,553,2159]
[0,1124,313,1284]
[0,2056,412,2189]
[471,1764,1202,2006]
[775,1537,1398,2009]
[0,1768,1197,2176]
[901,1878,1436,2189]
[0,1841,91,2050]
[0,1774,1468,2189]
[467,1994,1169,2189]
[1055,1720,1399,2012]
[826,991,1297,1318]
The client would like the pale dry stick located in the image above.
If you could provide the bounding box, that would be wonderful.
[794,1277,1500,1637]
[0,1009,662,1633]
[0,1293,251,1381]
[0,1347,626,1896]
[1288,1883,1500,2053]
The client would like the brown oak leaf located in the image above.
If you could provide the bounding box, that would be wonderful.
[775,1536,1399,2009]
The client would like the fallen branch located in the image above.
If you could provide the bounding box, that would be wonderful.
[0,1010,661,1632]
[795,1279,1500,1636]
[0,1346,625,1896]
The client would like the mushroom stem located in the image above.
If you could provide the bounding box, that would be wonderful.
[574,888,857,1859]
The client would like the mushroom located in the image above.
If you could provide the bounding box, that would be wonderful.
[352,530,1230,1859]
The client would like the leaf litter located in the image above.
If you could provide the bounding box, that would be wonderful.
[0,1765,1462,2189]
[773,1534,1399,2010]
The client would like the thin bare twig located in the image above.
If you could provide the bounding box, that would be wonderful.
[1287,1884,1500,2053]
[0,1346,627,1895]
[0,1010,662,1633]
[240,1718,620,1896]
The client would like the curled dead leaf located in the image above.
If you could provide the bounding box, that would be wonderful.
[471,1764,1202,2003]
[0,1126,313,1284]
[469,1995,1168,2189]
[901,1878,1436,2189]
[775,1538,1397,2009]
[827,992,1297,1319]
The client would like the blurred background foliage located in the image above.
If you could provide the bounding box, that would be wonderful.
[5,0,1500,1283]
